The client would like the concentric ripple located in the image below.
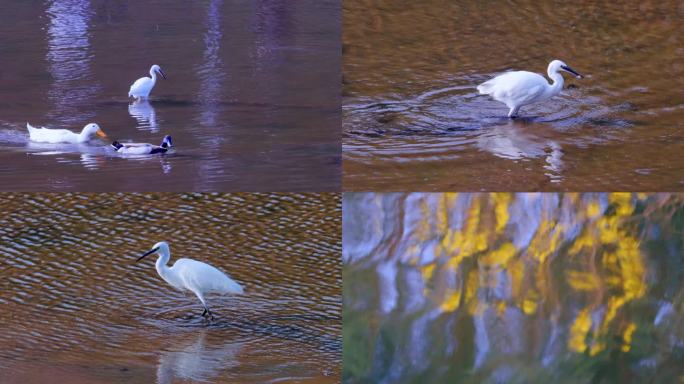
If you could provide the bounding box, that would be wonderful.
[343,0,684,191]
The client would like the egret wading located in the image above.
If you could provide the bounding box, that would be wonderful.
[137,241,244,320]
[477,59,583,118]
[129,65,167,100]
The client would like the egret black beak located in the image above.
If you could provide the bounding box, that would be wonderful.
[137,247,159,262]
[158,69,167,80]
[561,65,583,79]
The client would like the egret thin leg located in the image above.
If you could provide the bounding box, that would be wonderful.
[194,290,209,315]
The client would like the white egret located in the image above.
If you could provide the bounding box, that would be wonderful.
[137,241,244,320]
[477,59,583,118]
[112,135,173,155]
[26,122,107,143]
[129,65,167,100]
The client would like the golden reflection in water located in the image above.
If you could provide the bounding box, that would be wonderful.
[343,193,684,382]
[424,193,645,356]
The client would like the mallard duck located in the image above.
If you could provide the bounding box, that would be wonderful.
[111,135,173,155]
[128,64,167,100]
[27,122,107,144]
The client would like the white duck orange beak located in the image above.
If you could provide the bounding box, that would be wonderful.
[96,129,107,138]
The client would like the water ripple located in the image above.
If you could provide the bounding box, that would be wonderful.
[0,193,341,382]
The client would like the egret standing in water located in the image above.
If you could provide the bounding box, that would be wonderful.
[137,241,244,320]
[128,64,167,100]
[477,59,583,118]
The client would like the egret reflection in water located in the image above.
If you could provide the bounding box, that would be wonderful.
[129,100,159,132]
[156,330,241,384]
[475,121,564,183]
[343,193,684,383]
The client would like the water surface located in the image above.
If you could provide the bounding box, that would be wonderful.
[344,193,684,383]
[0,193,341,383]
[0,0,340,191]
[343,1,684,190]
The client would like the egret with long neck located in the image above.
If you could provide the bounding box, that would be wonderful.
[477,59,583,118]
[128,64,167,100]
[137,241,244,320]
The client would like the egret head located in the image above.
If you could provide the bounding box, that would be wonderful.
[137,241,170,262]
[83,123,107,138]
[549,60,583,79]
[151,64,167,80]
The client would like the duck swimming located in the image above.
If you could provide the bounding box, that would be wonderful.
[111,135,173,155]
[27,122,107,144]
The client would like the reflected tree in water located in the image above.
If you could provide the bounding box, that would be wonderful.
[343,193,684,383]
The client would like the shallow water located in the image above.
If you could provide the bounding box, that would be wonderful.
[343,1,684,191]
[0,0,340,191]
[0,193,341,383]
[343,193,684,383]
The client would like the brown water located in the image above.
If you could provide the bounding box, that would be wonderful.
[0,193,341,383]
[343,1,684,191]
[343,193,684,383]
[0,0,340,191]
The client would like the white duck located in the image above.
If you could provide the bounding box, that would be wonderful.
[129,64,167,100]
[477,59,583,118]
[111,135,173,155]
[27,122,107,144]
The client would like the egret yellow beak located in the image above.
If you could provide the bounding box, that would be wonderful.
[96,129,107,138]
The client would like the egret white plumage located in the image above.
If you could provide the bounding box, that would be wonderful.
[26,122,107,143]
[477,59,583,118]
[112,135,173,155]
[128,64,167,100]
[137,241,244,320]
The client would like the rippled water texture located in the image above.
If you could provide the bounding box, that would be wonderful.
[343,1,684,190]
[344,193,684,383]
[0,193,341,383]
[0,0,340,191]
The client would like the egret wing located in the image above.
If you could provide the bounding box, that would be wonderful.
[129,77,150,96]
[172,258,244,294]
[492,71,548,105]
